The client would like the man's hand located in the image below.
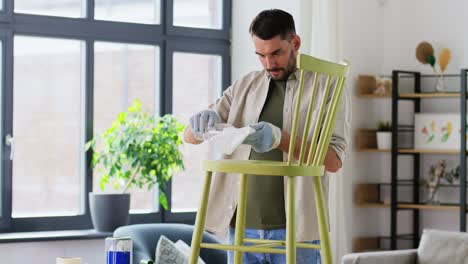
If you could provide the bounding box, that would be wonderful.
[242,122,282,153]
[189,110,220,139]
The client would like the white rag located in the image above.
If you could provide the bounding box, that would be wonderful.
[203,124,255,156]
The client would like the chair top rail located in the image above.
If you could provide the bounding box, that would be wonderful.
[297,53,349,77]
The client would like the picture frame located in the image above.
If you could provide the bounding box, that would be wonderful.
[414,113,466,150]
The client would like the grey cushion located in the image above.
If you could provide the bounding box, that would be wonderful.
[418,229,468,264]
[114,223,226,264]
[341,249,417,264]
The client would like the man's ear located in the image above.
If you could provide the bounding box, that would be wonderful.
[292,34,301,51]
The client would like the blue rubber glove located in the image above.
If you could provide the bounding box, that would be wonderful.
[189,110,220,139]
[242,121,282,153]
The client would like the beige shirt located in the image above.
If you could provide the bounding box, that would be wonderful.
[204,69,348,241]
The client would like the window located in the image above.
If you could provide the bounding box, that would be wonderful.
[15,0,85,18]
[0,0,231,232]
[171,52,222,212]
[94,42,160,212]
[173,0,223,29]
[94,0,160,24]
[13,36,84,218]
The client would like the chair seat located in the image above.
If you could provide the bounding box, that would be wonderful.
[203,159,324,177]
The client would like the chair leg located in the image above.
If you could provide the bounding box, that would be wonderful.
[313,177,332,264]
[286,176,296,264]
[234,174,247,264]
[189,171,213,264]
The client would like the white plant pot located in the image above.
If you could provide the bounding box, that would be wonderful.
[376,132,392,150]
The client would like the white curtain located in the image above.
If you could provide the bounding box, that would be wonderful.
[300,0,352,262]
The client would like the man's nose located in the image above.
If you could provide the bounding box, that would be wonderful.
[266,56,276,69]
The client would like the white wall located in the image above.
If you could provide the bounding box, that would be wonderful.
[340,0,388,241]
[382,0,468,74]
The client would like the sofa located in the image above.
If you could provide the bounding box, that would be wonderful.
[342,229,468,264]
[114,223,227,264]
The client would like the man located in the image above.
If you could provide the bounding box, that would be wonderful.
[184,9,347,264]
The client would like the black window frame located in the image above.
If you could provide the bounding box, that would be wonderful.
[0,0,231,233]
[0,0,12,22]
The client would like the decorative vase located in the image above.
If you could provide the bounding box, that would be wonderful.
[376,131,392,149]
[426,186,440,205]
[434,74,447,92]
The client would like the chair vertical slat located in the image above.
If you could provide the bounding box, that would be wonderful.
[298,72,319,165]
[314,77,345,165]
[319,77,346,165]
[306,75,331,166]
[287,70,306,165]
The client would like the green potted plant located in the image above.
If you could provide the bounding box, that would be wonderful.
[85,99,185,232]
[376,121,392,150]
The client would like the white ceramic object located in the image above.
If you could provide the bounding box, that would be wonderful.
[376,131,392,149]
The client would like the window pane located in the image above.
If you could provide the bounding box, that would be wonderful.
[13,36,84,217]
[95,0,160,24]
[173,0,223,29]
[94,42,160,213]
[15,0,84,18]
[172,52,222,212]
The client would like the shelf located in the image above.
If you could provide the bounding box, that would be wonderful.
[353,237,380,252]
[398,149,461,154]
[357,202,465,211]
[398,203,462,211]
[357,94,391,99]
[399,92,461,99]
[356,75,391,98]
[356,148,462,154]
[378,182,465,188]
[357,148,390,153]
[358,93,462,99]
[358,202,389,208]
[380,70,468,248]
[356,129,379,150]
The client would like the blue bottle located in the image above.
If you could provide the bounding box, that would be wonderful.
[106,237,132,264]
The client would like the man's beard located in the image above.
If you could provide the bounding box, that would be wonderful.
[267,50,297,81]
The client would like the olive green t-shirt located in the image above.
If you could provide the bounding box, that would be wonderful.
[230,79,287,229]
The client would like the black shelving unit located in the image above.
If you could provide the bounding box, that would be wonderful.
[390,69,468,250]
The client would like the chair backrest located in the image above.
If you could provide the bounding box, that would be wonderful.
[287,54,350,167]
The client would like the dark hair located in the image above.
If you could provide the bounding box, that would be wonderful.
[249,9,296,40]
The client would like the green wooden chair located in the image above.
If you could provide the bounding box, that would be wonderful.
[189,53,350,264]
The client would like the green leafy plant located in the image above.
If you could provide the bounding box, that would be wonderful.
[445,165,460,184]
[377,121,392,132]
[85,99,185,209]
